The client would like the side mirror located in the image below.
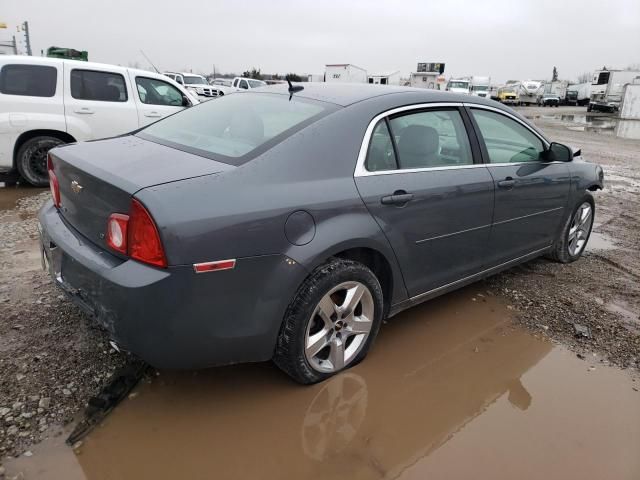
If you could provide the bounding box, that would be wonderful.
[182,95,191,107]
[547,142,573,162]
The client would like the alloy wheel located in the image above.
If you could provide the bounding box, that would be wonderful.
[304,281,374,373]
[568,202,593,256]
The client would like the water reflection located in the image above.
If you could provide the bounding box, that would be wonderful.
[71,288,552,479]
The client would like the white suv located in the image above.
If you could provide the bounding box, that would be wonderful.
[0,56,198,186]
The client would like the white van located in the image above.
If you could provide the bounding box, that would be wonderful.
[0,56,198,186]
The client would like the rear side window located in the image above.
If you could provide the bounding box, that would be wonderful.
[137,93,335,164]
[0,64,57,97]
[389,109,473,169]
[70,69,128,102]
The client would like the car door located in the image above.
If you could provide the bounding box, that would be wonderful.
[131,74,188,127]
[64,64,138,141]
[355,105,495,298]
[468,106,571,266]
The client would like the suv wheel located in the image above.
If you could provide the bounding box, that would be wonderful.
[274,259,384,384]
[16,136,65,187]
[547,193,595,263]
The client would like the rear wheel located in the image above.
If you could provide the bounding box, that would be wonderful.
[274,259,384,384]
[547,193,595,263]
[16,136,65,187]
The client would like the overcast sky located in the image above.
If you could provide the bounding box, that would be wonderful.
[3,0,639,83]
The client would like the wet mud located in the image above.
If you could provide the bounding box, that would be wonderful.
[5,288,640,480]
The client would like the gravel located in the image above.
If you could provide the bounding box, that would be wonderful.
[0,190,129,462]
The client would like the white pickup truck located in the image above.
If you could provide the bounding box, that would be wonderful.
[230,77,267,91]
[0,56,198,186]
[163,71,229,98]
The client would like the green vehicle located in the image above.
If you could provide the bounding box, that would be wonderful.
[46,46,88,61]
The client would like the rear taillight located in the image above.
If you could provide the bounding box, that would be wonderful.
[47,154,61,208]
[128,199,167,268]
[105,199,167,268]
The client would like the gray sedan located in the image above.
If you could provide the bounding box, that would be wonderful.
[39,84,604,384]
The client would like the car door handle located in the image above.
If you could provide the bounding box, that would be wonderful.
[74,108,94,114]
[497,177,516,189]
[381,191,414,206]
[144,111,162,118]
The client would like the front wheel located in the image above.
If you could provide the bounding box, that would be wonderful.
[16,136,65,187]
[274,259,384,384]
[547,194,595,263]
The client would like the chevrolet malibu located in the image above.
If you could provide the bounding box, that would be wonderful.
[39,84,604,384]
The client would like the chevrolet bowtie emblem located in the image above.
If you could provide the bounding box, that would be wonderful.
[71,180,83,194]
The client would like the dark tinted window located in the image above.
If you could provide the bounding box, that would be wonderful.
[0,64,57,97]
[138,93,335,165]
[70,69,127,102]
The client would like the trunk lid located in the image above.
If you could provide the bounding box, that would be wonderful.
[51,135,233,251]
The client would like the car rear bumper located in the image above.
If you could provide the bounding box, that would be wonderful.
[38,201,309,369]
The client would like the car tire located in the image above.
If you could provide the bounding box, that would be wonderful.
[547,193,595,264]
[16,136,65,187]
[274,258,384,384]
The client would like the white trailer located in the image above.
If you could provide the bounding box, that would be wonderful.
[324,64,367,83]
[367,71,400,86]
[409,72,440,89]
[470,76,491,98]
[620,84,640,120]
[566,82,591,106]
[589,69,640,112]
[544,80,569,103]
[518,80,543,106]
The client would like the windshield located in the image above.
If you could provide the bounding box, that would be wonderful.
[183,76,207,85]
[449,81,469,89]
[248,79,266,88]
[474,85,488,91]
[137,93,335,164]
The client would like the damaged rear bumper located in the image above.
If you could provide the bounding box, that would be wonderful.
[38,201,309,369]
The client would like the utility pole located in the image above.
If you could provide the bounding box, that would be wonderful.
[23,21,32,55]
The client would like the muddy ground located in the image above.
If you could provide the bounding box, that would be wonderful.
[0,106,639,478]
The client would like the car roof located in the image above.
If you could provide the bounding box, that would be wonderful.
[0,55,169,79]
[249,82,496,107]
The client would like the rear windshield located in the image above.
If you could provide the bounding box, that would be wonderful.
[137,92,335,164]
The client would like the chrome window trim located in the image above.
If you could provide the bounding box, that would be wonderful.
[354,102,469,177]
[354,101,554,178]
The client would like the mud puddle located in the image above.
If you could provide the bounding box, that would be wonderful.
[556,114,639,140]
[5,287,639,480]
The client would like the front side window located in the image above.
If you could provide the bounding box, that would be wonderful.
[137,93,334,164]
[136,77,184,106]
[471,109,544,164]
[248,79,265,88]
[0,64,57,97]
[70,69,127,102]
[388,109,473,169]
[239,79,249,90]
